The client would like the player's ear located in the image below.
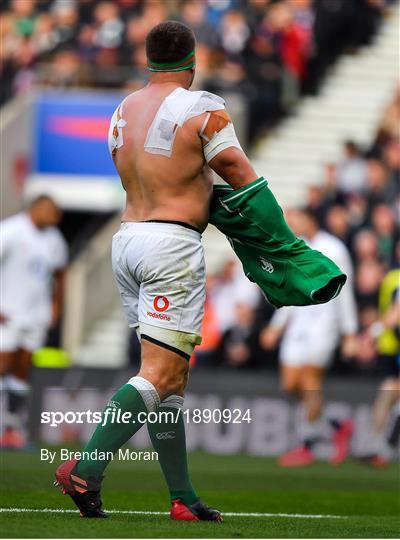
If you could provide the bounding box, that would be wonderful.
[188,68,195,88]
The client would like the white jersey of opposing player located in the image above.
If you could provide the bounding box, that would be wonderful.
[270,230,358,366]
[0,213,68,328]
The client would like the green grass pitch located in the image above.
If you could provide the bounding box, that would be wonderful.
[0,447,399,538]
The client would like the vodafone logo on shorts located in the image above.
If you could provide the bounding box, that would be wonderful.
[153,295,170,312]
[147,295,171,321]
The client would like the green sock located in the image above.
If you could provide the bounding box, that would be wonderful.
[147,395,198,506]
[76,377,159,478]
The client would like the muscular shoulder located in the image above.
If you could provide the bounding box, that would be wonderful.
[178,89,233,141]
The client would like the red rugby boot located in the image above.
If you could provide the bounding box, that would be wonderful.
[359,454,389,468]
[278,445,316,467]
[369,455,389,468]
[170,499,222,521]
[331,419,354,465]
[54,459,108,518]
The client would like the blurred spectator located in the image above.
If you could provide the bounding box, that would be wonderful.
[306,184,327,224]
[245,5,285,139]
[383,138,400,187]
[11,0,37,37]
[336,141,368,195]
[321,162,342,204]
[51,0,79,46]
[325,205,351,247]
[355,259,385,309]
[218,10,249,57]
[366,159,391,207]
[219,302,261,368]
[346,193,368,231]
[180,0,218,47]
[371,204,396,263]
[41,47,90,88]
[93,1,124,49]
[353,229,379,264]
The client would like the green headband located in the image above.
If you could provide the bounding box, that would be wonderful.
[147,50,195,72]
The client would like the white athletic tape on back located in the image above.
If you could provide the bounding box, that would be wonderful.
[144,87,225,157]
[159,394,184,410]
[203,122,242,163]
[127,376,160,412]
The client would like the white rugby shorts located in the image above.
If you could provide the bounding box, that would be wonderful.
[112,221,206,359]
[279,335,335,368]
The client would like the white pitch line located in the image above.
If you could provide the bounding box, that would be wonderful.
[0,508,347,519]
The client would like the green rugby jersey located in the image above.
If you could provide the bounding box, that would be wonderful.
[209,177,346,308]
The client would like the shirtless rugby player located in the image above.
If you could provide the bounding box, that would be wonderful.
[55,21,258,521]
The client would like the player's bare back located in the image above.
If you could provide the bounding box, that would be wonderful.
[112,82,214,233]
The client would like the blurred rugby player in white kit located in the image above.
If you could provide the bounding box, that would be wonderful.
[261,208,358,466]
[0,196,67,448]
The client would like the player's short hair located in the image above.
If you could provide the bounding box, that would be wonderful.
[28,195,57,208]
[145,20,196,66]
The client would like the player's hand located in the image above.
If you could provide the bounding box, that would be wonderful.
[0,313,7,324]
[51,302,61,326]
[259,326,281,350]
[341,334,359,359]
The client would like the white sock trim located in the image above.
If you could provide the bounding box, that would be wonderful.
[127,376,160,412]
[3,375,30,394]
[160,394,184,410]
[302,419,321,440]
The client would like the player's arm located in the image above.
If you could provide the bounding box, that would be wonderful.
[50,233,68,326]
[196,109,258,189]
[259,307,292,350]
[51,269,65,326]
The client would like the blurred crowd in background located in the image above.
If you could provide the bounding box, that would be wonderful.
[0,0,394,142]
[189,87,400,373]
